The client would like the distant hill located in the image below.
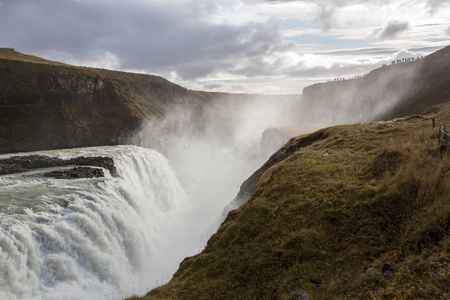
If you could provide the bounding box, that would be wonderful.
[0,48,300,153]
[300,46,450,124]
[1,46,449,153]
[0,48,72,67]
[0,48,200,152]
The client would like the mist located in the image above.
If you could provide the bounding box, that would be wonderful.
[299,58,425,125]
[128,93,303,284]
[129,57,427,289]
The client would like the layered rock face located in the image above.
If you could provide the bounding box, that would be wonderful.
[0,48,301,154]
[43,167,105,179]
[0,48,213,153]
[2,46,449,155]
[0,155,116,177]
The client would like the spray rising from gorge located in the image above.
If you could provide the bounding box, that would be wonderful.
[0,96,304,299]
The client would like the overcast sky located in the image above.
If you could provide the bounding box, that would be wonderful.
[1,0,449,94]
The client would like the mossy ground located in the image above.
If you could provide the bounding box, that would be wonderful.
[132,104,450,299]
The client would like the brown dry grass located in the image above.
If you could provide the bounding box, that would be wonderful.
[132,105,450,300]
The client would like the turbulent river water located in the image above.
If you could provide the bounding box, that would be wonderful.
[0,145,233,300]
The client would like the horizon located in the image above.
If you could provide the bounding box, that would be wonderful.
[1,0,449,95]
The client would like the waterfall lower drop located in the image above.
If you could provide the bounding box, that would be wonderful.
[0,146,190,300]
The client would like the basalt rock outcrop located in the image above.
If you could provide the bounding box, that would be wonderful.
[0,155,116,177]
[44,167,105,179]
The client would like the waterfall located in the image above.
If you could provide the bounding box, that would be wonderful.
[0,146,187,299]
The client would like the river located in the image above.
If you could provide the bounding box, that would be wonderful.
[0,145,220,299]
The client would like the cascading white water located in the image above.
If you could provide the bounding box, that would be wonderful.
[0,145,190,300]
[0,94,300,300]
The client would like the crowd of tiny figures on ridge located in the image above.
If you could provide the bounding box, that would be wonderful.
[328,51,449,83]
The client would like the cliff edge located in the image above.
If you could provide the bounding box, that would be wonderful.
[142,104,450,299]
[0,48,214,153]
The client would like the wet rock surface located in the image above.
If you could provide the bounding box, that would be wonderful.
[44,167,104,179]
[0,155,116,177]
[66,156,116,176]
[0,155,64,172]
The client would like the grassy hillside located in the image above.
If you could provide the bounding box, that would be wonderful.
[0,48,73,67]
[301,46,450,125]
[135,104,450,299]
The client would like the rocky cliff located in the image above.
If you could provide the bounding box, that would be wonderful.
[132,46,450,300]
[3,46,449,154]
[3,46,450,299]
[143,104,450,300]
[0,48,303,154]
[0,48,222,153]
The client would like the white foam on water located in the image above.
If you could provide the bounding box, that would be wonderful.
[0,145,188,299]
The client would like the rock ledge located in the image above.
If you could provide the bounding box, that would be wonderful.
[0,155,116,178]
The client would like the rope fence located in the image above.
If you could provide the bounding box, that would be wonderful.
[439,124,449,146]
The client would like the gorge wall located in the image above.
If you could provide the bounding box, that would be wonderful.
[0,48,222,153]
[0,48,302,154]
[2,46,449,154]
[300,46,450,125]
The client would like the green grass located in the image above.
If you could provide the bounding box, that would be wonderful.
[131,104,450,300]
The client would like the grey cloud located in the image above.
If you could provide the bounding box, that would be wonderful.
[315,3,335,31]
[229,52,376,80]
[0,0,287,80]
[312,1,386,31]
[447,25,450,35]
[227,42,438,81]
[230,85,246,92]
[204,82,224,90]
[323,45,443,56]
[424,0,450,14]
[155,21,287,79]
[379,20,409,40]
